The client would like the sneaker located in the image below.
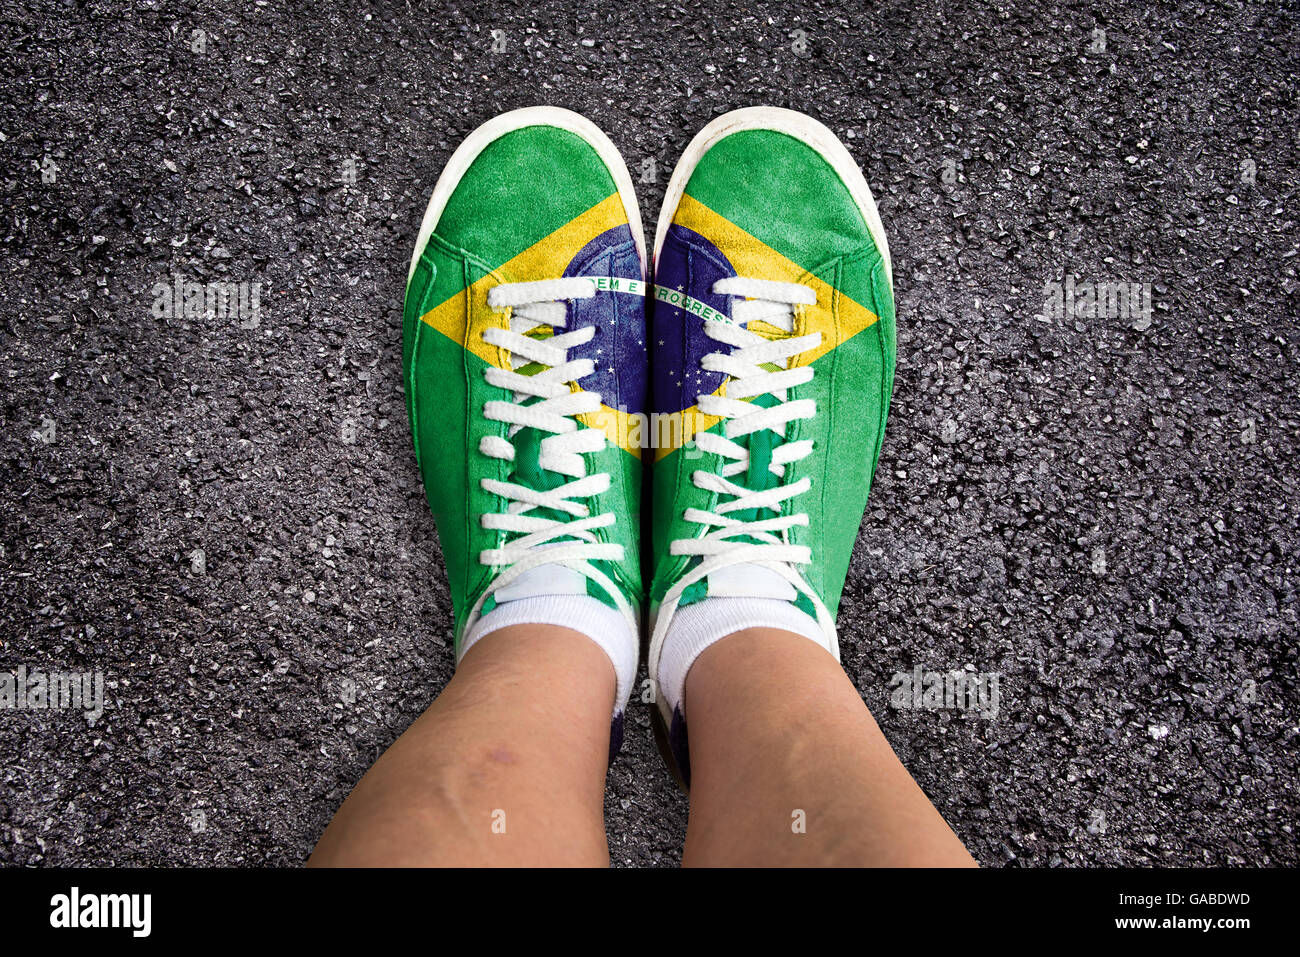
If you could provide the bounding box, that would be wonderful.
[646,107,896,783]
[403,107,648,740]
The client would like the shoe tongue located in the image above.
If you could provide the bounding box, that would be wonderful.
[705,562,797,601]
[727,392,782,527]
[511,417,567,494]
[697,396,799,601]
[505,375,577,531]
[494,562,589,603]
[486,330,617,610]
[509,329,572,497]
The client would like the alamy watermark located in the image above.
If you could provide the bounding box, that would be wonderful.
[1042,275,1153,329]
[586,405,718,457]
[890,665,1001,719]
[1,665,105,722]
[151,272,262,328]
[50,887,150,937]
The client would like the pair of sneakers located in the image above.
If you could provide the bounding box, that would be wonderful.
[403,106,896,784]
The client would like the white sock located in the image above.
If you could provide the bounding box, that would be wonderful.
[655,594,828,722]
[460,588,638,717]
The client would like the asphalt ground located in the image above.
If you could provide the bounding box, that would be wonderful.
[0,0,1296,866]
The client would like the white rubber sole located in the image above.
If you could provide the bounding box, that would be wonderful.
[652,106,892,286]
[407,106,646,285]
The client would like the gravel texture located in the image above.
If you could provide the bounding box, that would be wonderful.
[0,0,1297,866]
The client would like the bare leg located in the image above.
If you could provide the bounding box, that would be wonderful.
[309,624,614,867]
[681,628,976,867]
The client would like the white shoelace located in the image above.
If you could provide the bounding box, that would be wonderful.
[656,276,837,641]
[465,277,631,630]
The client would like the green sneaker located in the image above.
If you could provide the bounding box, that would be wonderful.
[403,108,648,740]
[646,107,896,783]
